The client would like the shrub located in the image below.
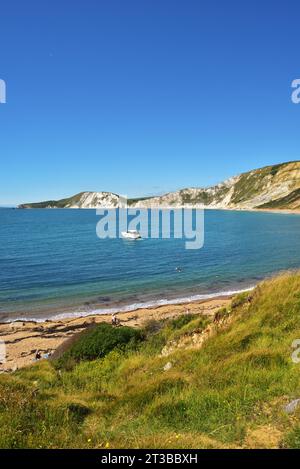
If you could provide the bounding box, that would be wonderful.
[55,323,143,368]
[170,313,196,330]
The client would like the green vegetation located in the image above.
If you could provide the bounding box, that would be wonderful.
[2,272,300,448]
[55,323,143,369]
[127,196,153,206]
[178,186,230,205]
[18,192,86,209]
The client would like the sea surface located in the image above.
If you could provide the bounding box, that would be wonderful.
[1,208,300,322]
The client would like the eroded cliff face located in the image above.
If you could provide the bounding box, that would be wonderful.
[66,192,120,208]
[133,161,300,209]
[19,161,300,210]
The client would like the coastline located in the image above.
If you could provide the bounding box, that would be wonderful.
[0,286,253,324]
[0,295,233,372]
[15,206,300,214]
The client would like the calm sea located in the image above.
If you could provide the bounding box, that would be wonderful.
[1,208,300,321]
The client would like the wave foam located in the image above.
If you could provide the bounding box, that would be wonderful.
[7,286,255,323]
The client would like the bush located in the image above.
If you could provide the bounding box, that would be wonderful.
[55,323,143,368]
[170,313,196,330]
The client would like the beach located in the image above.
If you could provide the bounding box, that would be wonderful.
[0,296,231,371]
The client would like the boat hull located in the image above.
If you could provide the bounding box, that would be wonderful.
[121,231,141,240]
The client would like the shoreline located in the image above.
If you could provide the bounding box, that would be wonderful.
[0,286,254,324]
[0,295,234,372]
[14,206,300,214]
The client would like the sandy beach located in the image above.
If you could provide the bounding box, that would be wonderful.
[0,296,231,372]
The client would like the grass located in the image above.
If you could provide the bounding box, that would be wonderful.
[2,272,300,448]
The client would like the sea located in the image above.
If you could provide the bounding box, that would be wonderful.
[1,208,300,322]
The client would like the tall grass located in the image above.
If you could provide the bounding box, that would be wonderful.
[2,272,300,448]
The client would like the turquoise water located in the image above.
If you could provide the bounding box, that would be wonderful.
[0,208,300,321]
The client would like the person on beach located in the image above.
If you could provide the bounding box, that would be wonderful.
[35,350,41,360]
[111,314,120,326]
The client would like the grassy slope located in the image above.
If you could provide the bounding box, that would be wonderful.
[232,161,300,206]
[2,273,300,448]
[18,192,86,209]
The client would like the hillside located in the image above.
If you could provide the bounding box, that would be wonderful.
[18,161,300,210]
[1,272,300,448]
[18,191,120,209]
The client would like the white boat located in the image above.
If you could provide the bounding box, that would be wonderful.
[121,230,141,240]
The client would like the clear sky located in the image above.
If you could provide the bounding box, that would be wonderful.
[0,0,300,205]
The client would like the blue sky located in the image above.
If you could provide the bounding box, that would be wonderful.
[0,0,300,205]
